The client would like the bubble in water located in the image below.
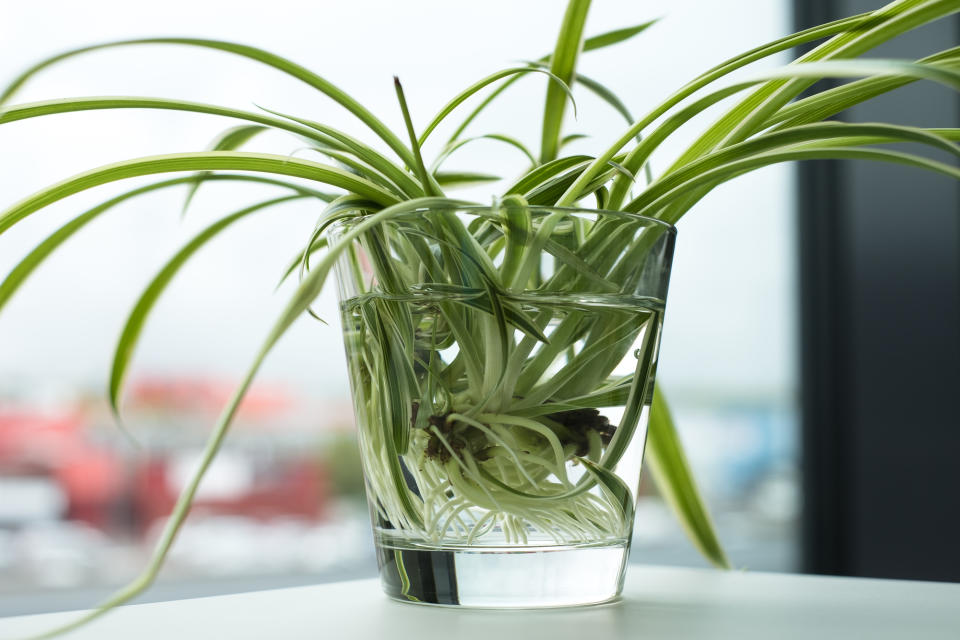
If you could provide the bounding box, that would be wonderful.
[633,348,642,359]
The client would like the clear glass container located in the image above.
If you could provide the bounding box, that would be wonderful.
[328,205,676,607]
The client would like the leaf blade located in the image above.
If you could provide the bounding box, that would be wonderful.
[540,0,592,163]
[182,124,268,216]
[0,37,416,166]
[646,388,730,569]
[109,195,308,417]
[0,174,331,315]
[0,151,400,236]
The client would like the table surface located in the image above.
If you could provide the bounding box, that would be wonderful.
[2,565,958,640]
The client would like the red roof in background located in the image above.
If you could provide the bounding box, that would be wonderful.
[128,377,295,417]
[0,411,85,464]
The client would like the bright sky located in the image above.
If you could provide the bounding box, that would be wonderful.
[0,0,794,404]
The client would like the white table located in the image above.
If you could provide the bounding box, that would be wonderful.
[2,566,958,639]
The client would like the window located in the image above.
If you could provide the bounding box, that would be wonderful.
[0,0,799,614]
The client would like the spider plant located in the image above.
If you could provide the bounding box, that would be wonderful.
[1,0,958,631]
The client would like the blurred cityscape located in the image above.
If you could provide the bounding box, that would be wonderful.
[0,376,798,616]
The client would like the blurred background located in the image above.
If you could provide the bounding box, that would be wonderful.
[0,0,956,616]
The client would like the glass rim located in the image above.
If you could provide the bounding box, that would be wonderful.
[327,204,677,235]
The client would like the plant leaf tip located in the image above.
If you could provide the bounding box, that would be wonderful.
[110,406,143,451]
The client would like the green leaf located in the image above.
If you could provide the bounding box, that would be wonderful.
[543,238,618,292]
[0,96,335,150]
[276,236,328,289]
[505,155,593,195]
[419,66,576,146]
[512,381,634,417]
[525,59,635,125]
[401,283,549,343]
[0,151,400,236]
[252,104,424,197]
[749,59,960,91]
[561,56,960,207]
[434,171,501,187]
[295,195,378,284]
[0,174,331,315]
[0,96,417,199]
[525,161,620,206]
[432,133,537,171]
[669,0,960,170]
[0,37,416,167]
[582,19,658,52]
[394,77,443,197]
[766,48,960,129]
[577,456,634,524]
[557,3,936,206]
[209,124,269,149]
[182,125,267,216]
[629,121,959,214]
[298,146,401,193]
[498,194,532,290]
[446,19,657,143]
[646,388,730,569]
[629,146,960,221]
[109,195,308,418]
[540,0,592,163]
[560,133,589,148]
[525,61,655,186]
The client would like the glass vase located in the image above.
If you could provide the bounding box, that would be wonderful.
[328,204,675,607]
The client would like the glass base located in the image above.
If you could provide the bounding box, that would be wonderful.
[375,540,629,607]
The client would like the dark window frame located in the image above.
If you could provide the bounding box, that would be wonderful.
[795,0,960,581]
